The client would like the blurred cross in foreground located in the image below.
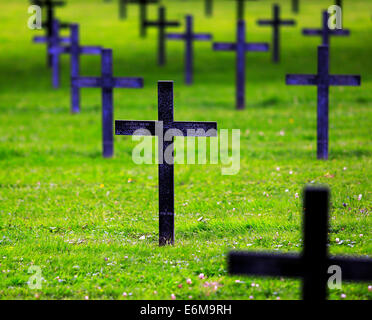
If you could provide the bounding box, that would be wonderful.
[72,49,144,158]
[286,45,360,160]
[229,186,372,300]
[115,81,217,245]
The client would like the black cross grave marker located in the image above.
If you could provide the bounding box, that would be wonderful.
[31,0,70,67]
[115,81,217,245]
[229,186,372,300]
[286,45,360,160]
[48,24,102,113]
[33,19,70,88]
[144,6,180,66]
[72,49,144,158]
[167,15,212,85]
[257,4,296,63]
[303,10,349,46]
[213,20,269,110]
[233,0,258,21]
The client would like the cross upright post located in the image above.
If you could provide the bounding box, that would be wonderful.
[228,186,372,300]
[303,10,349,46]
[257,4,296,63]
[167,15,212,85]
[336,0,342,8]
[72,49,144,158]
[144,6,180,66]
[292,0,299,13]
[234,0,257,21]
[286,45,360,159]
[205,0,213,17]
[33,19,70,88]
[213,20,269,109]
[115,81,217,245]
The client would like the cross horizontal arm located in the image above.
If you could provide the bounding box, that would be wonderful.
[33,36,48,43]
[302,29,322,36]
[49,45,69,54]
[286,74,318,85]
[145,21,179,27]
[114,78,144,88]
[33,0,65,7]
[71,77,102,88]
[33,36,70,44]
[167,122,218,136]
[194,34,212,41]
[257,20,273,25]
[80,46,102,55]
[213,42,236,51]
[331,29,350,36]
[245,43,269,51]
[115,120,156,136]
[281,20,296,25]
[329,75,361,86]
[228,251,302,278]
[166,34,185,40]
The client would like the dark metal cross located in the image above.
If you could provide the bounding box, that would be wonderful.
[213,20,269,110]
[49,24,102,112]
[286,45,360,160]
[257,4,295,63]
[291,0,299,14]
[233,0,257,21]
[125,0,159,37]
[167,15,212,85]
[303,10,349,46]
[33,19,70,88]
[115,81,217,245]
[229,186,372,300]
[72,49,144,158]
[31,0,69,67]
[144,6,180,66]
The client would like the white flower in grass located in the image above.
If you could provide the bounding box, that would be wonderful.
[358,194,362,201]
[171,294,176,300]
[341,294,346,299]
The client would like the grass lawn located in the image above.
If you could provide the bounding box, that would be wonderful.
[0,0,371,300]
